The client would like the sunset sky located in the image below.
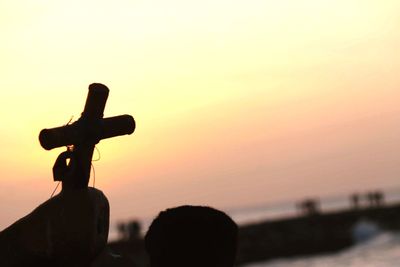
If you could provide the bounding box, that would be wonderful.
[1,1,400,231]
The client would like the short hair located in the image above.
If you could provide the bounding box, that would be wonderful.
[145,205,238,267]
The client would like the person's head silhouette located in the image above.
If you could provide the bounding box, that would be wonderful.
[145,205,238,267]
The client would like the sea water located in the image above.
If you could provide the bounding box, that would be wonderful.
[243,231,400,267]
[235,189,400,267]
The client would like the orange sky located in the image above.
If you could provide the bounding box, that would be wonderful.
[1,1,400,230]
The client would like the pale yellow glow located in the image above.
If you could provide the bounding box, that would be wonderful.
[1,1,400,229]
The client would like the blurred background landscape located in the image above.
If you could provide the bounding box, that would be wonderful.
[1,1,400,266]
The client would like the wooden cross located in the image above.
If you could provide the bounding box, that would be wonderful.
[39,83,135,190]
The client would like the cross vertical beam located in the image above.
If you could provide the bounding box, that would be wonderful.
[70,83,109,189]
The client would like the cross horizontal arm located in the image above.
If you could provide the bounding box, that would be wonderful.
[39,115,135,150]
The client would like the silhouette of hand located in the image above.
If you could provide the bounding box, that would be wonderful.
[0,187,109,267]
